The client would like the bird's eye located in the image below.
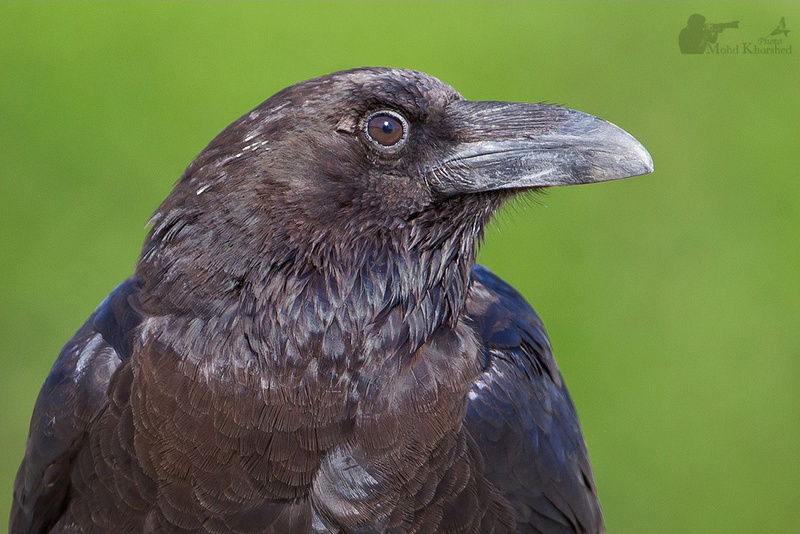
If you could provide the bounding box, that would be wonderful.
[366,111,407,148]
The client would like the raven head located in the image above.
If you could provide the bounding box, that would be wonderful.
[138,68,652,316]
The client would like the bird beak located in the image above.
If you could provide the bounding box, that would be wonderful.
[428,100,653,195]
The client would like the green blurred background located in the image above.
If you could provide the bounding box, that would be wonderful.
[1,2,798,532]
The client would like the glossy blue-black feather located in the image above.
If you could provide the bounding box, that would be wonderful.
[465,265,603,534]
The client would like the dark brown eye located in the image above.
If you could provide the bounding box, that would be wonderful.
[366,111,407,148]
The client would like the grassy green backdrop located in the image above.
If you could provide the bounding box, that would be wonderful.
[2,2,798,532]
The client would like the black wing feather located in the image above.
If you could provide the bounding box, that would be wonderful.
[11,279,142,534]
[465,265,604,534]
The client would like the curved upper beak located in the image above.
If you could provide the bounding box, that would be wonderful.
[427,100,653,195]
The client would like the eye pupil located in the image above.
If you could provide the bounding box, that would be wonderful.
[367,112,406,148]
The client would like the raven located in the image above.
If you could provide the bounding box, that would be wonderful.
[11,68,652,534]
